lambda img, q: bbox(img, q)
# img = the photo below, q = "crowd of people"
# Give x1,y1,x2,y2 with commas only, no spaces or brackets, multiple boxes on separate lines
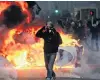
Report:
58,17,100,51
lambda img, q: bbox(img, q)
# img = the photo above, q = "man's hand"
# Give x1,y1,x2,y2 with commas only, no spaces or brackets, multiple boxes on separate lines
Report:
42,29,47,33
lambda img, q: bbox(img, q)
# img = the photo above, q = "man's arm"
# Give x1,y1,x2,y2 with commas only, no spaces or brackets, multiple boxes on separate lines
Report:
36,27,45,38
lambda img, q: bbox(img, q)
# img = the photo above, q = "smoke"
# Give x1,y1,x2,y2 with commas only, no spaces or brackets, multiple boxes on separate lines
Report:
73,41,100,79
3,5,26,28
26,1,36,8
0,56,17,80
14,31,36,44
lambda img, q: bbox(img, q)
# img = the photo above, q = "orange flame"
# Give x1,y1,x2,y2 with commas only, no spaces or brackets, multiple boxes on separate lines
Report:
1,27,79,69
0,1,11,14
0,1,32,24
15,1,32,23
0,1,81,69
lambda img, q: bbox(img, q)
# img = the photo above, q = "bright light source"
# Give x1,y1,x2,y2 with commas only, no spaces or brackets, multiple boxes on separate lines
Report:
55,10,59,13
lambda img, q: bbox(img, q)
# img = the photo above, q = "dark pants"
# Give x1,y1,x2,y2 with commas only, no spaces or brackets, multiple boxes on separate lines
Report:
44,53,56,78
91,33,98,41
91,32,99,50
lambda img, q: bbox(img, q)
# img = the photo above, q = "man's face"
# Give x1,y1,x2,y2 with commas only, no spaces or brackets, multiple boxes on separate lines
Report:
46,21,52,28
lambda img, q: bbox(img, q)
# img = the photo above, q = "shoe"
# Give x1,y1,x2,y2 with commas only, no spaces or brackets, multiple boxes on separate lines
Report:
52,71,56,77
51,77,56,80
52,72,56,80
45,77,51,80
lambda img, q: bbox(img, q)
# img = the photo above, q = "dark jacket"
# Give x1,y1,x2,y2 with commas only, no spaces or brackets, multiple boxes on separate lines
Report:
87,20,99,34
36,26,62,53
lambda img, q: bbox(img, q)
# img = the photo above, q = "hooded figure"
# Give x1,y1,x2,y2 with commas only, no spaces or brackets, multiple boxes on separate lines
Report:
36,21,62,80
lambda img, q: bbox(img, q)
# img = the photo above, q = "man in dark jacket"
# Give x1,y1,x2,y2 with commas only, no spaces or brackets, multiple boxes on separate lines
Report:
36,21,62,80
87,19,99,51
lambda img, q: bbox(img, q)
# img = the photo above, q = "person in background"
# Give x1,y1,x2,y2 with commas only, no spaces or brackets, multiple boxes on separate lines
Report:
36,21,62,80
77,20,84,41
87,18,99,51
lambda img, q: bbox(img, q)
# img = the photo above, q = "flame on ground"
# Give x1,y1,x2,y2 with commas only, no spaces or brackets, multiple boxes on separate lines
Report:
0,26,80,69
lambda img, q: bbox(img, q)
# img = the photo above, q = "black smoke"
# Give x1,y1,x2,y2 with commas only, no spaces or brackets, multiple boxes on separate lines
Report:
26,1,41,15
3,5,26,28
26,1,36,8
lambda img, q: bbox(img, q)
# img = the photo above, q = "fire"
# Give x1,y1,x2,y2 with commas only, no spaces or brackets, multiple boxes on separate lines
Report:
60,34,79,47
0,1,31,23
4,29,16,45
15,1,32,23
0,27,79,69
0,1,11,14
0,1,81,69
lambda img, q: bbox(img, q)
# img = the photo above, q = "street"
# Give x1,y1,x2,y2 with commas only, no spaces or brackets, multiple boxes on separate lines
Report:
18,77,98,80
